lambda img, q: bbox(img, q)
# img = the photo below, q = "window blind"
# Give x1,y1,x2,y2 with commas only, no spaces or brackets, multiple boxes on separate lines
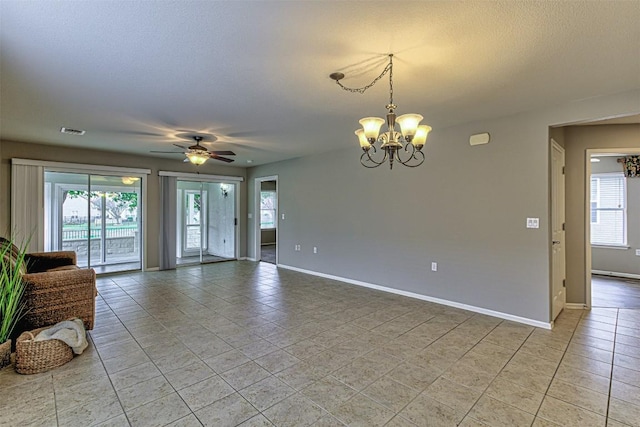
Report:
591,173,626,246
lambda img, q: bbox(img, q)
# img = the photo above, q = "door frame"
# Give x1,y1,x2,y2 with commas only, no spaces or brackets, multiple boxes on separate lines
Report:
176,179,239,263
585,148,640,308
550,139,566,320
254,175,278,264
46,170,146,270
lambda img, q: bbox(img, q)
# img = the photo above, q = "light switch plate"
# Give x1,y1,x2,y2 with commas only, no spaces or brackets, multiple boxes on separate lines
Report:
636,249,640,256
526,218,540,229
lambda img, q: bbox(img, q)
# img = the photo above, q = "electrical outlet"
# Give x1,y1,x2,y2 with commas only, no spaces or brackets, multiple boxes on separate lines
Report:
526,218,540,229
431,262,438,272
281,213,285,220
294,244,301,251
313,247,317,254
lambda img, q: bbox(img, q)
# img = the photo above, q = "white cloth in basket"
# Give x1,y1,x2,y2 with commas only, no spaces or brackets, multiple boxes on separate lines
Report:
34,318,88,355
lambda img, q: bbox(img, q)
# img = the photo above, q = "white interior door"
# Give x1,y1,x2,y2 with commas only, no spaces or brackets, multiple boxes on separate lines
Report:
552,141,566,320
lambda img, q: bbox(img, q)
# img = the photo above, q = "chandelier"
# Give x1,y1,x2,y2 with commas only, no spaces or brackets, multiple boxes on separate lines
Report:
330,54,431,169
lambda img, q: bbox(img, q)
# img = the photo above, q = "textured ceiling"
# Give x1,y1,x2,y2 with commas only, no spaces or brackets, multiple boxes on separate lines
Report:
1,1,639,167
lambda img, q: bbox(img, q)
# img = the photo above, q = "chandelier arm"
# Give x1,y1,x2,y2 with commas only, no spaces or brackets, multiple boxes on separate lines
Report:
360,145,389,167
412,149,426,162
368,146,387,164
360,152,384,168
396,148,425,168
334,62,392,94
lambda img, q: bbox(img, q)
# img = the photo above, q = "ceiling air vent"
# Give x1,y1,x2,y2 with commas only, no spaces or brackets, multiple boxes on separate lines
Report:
60,127,86,136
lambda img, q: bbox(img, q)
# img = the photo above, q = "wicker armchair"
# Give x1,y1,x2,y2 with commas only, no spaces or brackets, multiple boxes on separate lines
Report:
1,238,96,331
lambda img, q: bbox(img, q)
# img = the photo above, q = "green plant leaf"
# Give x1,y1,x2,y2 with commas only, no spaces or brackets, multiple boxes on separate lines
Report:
0,236,30,343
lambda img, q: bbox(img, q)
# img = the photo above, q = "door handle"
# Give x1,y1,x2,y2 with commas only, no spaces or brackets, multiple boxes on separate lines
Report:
552,241,561,245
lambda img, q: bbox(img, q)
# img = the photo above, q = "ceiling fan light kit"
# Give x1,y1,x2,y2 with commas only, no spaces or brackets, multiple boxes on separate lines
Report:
186,150,210,165
331,54,432,169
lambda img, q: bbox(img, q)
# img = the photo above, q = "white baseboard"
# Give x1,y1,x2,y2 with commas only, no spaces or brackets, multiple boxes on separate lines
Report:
565,303,587,310
592,270,640,280
261,242,276,246
243,257,258,262
144,267,159,272
278,264,552,330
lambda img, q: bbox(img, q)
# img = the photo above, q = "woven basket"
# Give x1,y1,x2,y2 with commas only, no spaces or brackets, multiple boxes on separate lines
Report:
15,327,73,375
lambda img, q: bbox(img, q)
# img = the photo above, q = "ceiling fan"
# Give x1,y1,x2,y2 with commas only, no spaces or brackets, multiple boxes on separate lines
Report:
151,135,236,165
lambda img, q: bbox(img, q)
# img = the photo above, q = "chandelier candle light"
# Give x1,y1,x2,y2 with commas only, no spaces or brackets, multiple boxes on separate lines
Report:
330,54,431,169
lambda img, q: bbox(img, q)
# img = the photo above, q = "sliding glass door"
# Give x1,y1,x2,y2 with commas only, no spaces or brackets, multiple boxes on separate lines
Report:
44,171,142,273
176,180,236,265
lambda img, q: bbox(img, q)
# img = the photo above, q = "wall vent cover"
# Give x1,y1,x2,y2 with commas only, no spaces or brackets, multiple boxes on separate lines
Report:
60,127,86,136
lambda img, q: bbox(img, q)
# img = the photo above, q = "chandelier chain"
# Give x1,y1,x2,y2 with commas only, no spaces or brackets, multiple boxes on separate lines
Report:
334,61,392,95
388,54,394,106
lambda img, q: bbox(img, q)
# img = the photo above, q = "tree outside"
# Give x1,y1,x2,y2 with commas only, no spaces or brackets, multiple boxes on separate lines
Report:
65,191,138,225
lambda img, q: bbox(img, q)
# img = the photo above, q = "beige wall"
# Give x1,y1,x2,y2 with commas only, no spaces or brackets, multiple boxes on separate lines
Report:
246,90,639,325
564,124,640,304
0,140,248,268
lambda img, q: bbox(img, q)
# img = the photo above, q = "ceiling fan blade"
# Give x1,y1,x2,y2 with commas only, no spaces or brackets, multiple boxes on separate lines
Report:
173,143,189,149
150,150,183,153
211,150,236,156
210,155,234,163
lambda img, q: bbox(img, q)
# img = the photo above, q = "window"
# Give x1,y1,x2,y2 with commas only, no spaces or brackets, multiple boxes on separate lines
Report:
590,177,599,224
590,173,626,246
260,191,277,229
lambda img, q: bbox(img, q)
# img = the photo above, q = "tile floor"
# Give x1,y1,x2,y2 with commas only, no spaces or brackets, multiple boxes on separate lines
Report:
592,275,640,308
1,261,639,427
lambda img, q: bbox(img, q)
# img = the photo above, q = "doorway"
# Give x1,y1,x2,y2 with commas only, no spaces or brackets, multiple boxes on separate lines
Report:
44,171,143,273
255,176,278,264
176,180,236,265
586,149,640,308
551,140,566,320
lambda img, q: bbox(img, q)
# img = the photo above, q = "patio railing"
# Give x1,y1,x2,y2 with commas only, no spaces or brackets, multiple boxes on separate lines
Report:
62,227,137,240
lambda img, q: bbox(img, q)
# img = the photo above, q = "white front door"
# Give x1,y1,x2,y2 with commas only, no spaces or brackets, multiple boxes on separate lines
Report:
551,141,566,320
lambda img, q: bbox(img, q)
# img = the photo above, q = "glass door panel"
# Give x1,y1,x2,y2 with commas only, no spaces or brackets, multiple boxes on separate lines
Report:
88,190,103,266
206,182,236,260
44,171,90,267
44,171,142,272
90,175,142,267
177,180,203,264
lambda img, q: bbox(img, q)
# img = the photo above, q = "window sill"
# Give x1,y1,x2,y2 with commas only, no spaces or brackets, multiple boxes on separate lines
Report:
591,245,630,250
